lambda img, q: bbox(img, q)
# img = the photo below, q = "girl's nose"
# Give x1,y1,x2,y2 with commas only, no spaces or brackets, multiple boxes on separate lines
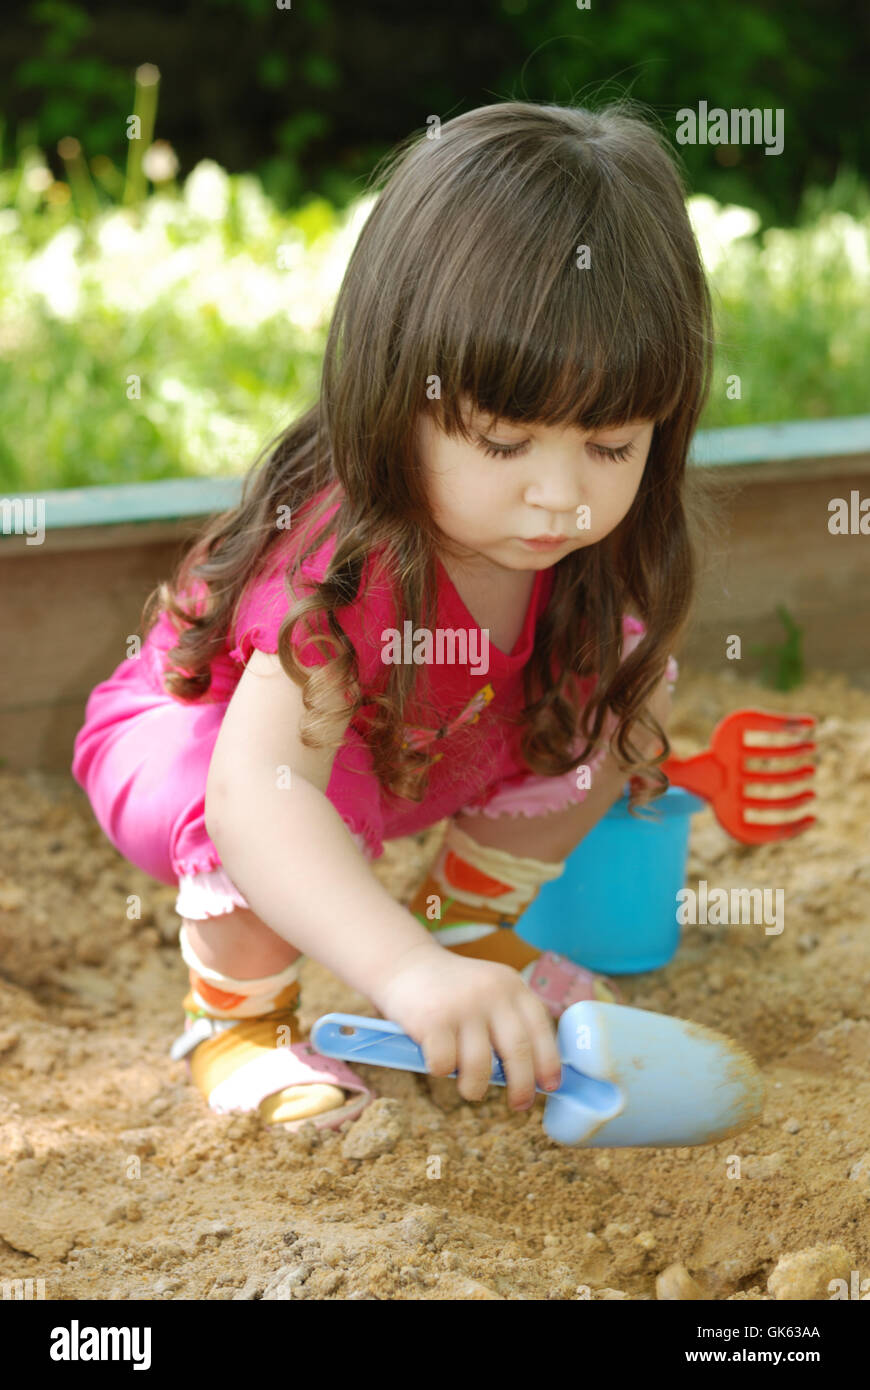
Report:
522,451,585,516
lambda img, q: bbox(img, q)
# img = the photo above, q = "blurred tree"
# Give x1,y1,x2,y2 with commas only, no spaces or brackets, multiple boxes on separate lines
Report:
0,0,867,222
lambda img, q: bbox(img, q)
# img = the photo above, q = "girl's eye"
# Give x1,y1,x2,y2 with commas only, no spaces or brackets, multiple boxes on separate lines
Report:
588,441,635,462
475,434,636,463
476,434,531,459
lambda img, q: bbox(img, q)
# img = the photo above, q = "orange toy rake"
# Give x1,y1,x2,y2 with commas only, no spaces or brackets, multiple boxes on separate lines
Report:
658,708,817,846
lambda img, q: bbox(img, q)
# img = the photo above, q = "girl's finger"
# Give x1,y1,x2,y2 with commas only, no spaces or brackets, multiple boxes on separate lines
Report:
455,1018,497,1103
488,1006,539,1110
420,1025,458,1080
513,990,563,1090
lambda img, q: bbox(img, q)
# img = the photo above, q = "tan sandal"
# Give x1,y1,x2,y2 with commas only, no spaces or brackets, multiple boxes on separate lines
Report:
171,1008,376,1133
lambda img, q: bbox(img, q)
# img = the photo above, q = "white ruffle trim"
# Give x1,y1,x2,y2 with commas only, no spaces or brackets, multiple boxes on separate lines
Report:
175,832,369,921
175,865,251,920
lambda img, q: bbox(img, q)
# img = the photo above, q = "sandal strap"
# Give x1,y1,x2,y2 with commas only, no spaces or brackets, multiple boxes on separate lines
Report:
170,1014,237,1062
169,1002,298,1063
206,1040,372,1116
526,951,619,1017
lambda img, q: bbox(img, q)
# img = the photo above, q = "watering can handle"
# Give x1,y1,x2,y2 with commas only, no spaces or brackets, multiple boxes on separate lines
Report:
311,1013,523,1089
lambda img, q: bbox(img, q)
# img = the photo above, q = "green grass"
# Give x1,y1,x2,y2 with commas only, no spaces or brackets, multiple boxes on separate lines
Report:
1,149,868,492
749,605,806,691
700,171,870,425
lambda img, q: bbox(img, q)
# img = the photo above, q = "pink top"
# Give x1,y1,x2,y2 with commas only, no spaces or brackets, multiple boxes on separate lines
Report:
139,486,559,860
72,481,676,891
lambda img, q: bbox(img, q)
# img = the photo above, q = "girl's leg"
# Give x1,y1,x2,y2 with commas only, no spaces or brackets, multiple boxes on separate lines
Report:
452,732,632,864
177,905,347,1126
183,907,300,979
174,828,378,1127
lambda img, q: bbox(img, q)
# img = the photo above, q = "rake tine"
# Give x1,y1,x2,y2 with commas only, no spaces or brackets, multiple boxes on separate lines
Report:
740,789,816,811
740,740,817,760
737,763,817,784
739,815,817,842
729,711,816,733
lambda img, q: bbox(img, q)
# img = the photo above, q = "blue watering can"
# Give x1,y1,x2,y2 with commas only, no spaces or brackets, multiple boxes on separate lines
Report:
517,785,705,974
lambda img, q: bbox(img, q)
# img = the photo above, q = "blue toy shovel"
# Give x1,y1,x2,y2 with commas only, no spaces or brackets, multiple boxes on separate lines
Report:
311,1000,764,1148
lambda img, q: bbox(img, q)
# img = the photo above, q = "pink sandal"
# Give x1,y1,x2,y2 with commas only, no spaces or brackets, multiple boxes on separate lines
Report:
525,951,623,1019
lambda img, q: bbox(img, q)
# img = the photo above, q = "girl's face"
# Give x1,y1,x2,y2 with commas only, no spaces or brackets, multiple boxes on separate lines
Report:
418,398,655,575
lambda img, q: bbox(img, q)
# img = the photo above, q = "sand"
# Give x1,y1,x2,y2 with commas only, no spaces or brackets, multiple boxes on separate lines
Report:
1,664,869,1301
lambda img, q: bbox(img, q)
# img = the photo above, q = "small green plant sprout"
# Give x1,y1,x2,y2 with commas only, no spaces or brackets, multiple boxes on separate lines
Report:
749,604,806,690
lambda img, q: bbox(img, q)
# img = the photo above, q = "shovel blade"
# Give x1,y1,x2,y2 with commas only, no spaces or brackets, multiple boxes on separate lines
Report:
547,1001,764,1147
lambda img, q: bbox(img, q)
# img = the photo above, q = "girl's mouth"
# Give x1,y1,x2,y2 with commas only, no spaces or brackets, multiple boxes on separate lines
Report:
517,535,569,551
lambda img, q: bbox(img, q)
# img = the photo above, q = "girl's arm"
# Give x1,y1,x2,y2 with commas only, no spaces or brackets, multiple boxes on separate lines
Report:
204,648,440,1005
205,649,565,1113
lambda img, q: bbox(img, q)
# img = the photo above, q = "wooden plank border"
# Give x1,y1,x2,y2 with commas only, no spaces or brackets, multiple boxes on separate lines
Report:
1,416,869,551
2,416,869,771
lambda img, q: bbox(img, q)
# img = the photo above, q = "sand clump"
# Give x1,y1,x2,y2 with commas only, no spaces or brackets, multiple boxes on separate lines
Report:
340,1098,406,1160
1,665,869,1300
656,1262,705,1300
767,1245,854,1300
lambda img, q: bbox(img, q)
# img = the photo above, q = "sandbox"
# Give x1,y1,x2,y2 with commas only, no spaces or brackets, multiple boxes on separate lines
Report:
1,418,869,1300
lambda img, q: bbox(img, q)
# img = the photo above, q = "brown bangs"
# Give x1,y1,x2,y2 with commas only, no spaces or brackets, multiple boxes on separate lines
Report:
412,143,693,439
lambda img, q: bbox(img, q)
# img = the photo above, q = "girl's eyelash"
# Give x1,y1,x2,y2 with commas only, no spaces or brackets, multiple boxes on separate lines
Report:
475,434,635,462
477,436,531,459
589,441,635,462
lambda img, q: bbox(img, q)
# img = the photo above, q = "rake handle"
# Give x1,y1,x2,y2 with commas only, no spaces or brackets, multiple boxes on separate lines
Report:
660,750,723,801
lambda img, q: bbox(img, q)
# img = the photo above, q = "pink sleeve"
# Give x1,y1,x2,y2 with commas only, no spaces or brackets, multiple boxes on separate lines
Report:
229,524,398,691
228,552,327,670
621,615,678,687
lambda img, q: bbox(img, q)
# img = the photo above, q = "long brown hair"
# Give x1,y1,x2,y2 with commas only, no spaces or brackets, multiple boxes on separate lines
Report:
142,100,717,814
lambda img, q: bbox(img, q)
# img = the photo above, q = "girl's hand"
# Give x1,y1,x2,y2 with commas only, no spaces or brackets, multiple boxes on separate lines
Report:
372,941,563,1111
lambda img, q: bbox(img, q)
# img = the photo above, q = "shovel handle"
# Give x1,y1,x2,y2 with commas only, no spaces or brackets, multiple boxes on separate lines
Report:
311,1012,521,1089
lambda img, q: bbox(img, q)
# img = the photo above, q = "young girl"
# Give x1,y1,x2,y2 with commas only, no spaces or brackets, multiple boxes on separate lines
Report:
72,100,712,1133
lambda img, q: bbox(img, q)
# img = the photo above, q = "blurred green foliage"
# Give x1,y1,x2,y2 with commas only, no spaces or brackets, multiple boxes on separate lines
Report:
499,0,869,227
0,155,352,489
1,0,867,222
1,4,868,492
750,605,806,691
700,170,870,421
1,138,868,492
